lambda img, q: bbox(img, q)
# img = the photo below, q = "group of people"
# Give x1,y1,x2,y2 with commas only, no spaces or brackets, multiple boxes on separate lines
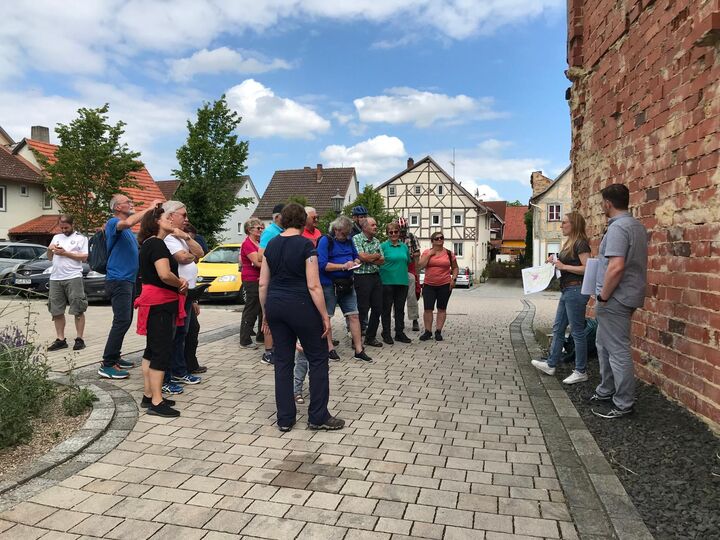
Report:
532,184,648,419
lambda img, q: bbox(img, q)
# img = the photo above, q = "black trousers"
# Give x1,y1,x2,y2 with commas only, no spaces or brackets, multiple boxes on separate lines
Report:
382,284,408,336
185,307,200,371
354,273,382,339
265,294,330,427
240,281,261,345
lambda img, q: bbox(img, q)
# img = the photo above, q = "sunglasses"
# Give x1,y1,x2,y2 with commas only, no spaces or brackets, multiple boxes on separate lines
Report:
388,230,400,235
432,236,444,241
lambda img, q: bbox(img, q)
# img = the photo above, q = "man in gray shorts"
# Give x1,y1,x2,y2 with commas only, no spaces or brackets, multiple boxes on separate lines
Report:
592,184,648,419
47,215,89,352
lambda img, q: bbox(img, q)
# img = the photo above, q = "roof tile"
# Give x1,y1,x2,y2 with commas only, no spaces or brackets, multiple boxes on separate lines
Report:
0,146,42,183
502,206,528,241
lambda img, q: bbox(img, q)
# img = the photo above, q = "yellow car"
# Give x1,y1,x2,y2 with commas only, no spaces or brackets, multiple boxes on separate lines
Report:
196,243,244,302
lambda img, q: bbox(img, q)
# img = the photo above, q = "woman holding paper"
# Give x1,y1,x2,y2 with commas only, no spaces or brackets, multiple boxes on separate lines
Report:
532,212,591,384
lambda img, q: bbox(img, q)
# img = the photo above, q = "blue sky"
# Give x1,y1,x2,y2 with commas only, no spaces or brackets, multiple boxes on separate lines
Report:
1,1,569,203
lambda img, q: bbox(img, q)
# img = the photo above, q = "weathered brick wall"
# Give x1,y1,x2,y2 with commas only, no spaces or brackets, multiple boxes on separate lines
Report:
567,0,720,426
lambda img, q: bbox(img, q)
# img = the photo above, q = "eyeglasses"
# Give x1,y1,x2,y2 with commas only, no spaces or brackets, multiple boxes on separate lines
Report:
432,236,444,241
388,230,400,235
254,226,265,230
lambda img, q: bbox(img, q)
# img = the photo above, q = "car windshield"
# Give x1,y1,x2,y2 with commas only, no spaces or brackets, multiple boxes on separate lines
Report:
202,247,240,264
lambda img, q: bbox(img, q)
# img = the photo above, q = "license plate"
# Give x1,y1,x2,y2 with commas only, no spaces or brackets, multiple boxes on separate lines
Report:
15,278,31,285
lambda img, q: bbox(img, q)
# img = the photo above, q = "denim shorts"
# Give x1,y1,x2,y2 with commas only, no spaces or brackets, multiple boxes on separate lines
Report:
323,284,359,317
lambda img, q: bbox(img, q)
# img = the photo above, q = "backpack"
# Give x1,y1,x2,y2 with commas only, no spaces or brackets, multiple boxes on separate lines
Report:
88,229,109,274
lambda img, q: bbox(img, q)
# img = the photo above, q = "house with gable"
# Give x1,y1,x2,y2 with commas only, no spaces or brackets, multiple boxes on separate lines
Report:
529,167,573,267
378,156,497,277
499,205,528,262
0,141,47,241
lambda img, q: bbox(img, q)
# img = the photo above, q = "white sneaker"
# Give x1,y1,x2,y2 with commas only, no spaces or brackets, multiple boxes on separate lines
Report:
563,370,589,384
531,360,556,375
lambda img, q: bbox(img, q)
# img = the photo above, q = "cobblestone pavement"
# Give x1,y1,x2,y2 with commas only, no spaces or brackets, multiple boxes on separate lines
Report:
0,283,581,539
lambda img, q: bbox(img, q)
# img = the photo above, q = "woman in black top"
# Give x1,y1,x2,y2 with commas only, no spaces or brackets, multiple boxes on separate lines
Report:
137,207,188,417
531,211,591,385
259,203,345,432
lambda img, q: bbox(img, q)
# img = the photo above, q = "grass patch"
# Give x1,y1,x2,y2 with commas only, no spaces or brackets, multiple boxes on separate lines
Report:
62,387,98,417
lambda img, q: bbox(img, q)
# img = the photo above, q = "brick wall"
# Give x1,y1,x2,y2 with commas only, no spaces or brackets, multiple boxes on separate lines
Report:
567,0,720,426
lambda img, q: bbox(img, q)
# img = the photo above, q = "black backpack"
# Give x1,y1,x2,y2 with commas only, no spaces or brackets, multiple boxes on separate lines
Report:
88,229,109,274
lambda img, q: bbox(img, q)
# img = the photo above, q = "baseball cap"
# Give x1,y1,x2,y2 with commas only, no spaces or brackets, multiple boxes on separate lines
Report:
272,203,286,214
351,205,368,216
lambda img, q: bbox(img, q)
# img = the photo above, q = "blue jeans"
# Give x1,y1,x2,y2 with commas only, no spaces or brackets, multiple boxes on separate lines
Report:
548,285,589,372
165,295,192,382
102,280,135,367
293,350,308,394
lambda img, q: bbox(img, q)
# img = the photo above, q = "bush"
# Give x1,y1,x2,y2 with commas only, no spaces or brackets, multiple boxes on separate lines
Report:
63,387,97,417
0,326,56,449
486,261,522,279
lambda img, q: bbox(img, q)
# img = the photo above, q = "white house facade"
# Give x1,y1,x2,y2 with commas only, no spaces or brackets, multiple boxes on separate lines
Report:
379,156,493,277
220,176,260,244
529,166,573,267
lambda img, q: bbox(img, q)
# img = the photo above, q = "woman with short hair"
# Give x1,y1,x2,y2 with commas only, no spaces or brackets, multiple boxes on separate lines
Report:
417,231,458,342
379,221,412,344
240,217,265,348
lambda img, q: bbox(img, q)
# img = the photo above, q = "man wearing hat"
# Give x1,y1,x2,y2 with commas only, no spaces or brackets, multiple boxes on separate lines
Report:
256,202,285,364
350,205,368,237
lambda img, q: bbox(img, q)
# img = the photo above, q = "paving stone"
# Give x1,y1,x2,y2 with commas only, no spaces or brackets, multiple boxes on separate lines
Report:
148,524,207,540
343,529,391,540
0,502,57,526
411,521,445,539
105,497,170,520
296,522,348,539
444,525,485,539
434,507,474,528
240,514,305,539
202,509,253,534
473,511,513,533
104,518,163,540
270,471,313,489
246,500,290,517
69,514,123,536
35,509,91,532
0,524,45,540
513,516,560,538
375,516,412,535
70,493,123,515
29,487,92,509
305,492,343,511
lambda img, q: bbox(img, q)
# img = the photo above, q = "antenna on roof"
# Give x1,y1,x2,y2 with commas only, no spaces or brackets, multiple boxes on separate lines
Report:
449,148,455,181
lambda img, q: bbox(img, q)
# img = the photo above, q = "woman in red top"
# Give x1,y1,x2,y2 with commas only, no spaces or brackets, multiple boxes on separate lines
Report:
417,231,458,342
240,218,264,348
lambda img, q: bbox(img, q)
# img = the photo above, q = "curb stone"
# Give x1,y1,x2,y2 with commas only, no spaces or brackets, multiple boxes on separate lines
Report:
512,299,653,540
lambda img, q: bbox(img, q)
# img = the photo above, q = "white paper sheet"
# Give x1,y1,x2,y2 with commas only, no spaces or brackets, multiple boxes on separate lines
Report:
581,258,599,295
521,264,556,295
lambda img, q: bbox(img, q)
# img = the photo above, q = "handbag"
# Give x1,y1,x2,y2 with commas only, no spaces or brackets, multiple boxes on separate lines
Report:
333,277,354,296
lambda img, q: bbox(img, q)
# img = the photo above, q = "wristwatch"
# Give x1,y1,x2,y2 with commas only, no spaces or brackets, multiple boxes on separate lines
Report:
597,294,607,302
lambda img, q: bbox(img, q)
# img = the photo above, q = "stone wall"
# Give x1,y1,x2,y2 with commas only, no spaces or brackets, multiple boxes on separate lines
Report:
567,0,720,425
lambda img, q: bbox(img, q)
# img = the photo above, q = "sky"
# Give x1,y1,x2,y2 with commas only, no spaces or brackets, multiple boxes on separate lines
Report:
0,0,571,203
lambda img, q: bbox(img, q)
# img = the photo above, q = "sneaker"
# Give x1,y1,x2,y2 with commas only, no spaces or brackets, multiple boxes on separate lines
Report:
240,341,258,349
147,401,180,417
48,338,68,351
434,330,444,342
588,392,613,403
140,396,175,408
328,349,341,361
261,351,274,365
364,337,383,348
382,334,394,345
592,406,634,419
419,331,433,341
117,358,136,369
172,374,201,385
395,333,412,343
308,416,345,431
531,360,556,376
563,370,589,385
332,339,340,346
412,320,420,332
353,349,372,362
73,338,86,351
162,382,184,395
98,365,129,379
278,420,296,433
294,394,305,404
190,366,207,374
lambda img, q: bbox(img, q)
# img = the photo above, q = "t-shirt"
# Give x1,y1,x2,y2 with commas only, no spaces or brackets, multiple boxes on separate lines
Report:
139,237,179,292
259,222,284,249
317,235,359,287
241,237,260,282
558,239,591,288
264,235,316,299
105,217,139,282
49,232,87,281
164,235,198,289
379,241,411,286
353,233,382,274
302,227,322,247
422,249,455,286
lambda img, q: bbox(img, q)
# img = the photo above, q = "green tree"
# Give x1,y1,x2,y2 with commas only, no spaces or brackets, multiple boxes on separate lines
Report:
287,195,309,207
173,96,250,246
318,185,397,241
508,200,525,206
523,209,533,267
37,104,143,233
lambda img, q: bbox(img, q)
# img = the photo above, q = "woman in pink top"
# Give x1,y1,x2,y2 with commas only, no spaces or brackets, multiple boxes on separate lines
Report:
239,218,264,347
417,231,458,342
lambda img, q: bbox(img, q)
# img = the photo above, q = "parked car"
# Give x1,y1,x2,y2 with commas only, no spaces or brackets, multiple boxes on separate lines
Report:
8,253,109,301
0,242,47,272
195,243,244,303
455,268,472,288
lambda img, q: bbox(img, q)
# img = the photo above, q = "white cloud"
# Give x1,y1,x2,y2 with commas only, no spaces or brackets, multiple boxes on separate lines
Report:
226,79,330,139
354,88,502,128
332,112,354,125
321,135,406,182
168,47,292,82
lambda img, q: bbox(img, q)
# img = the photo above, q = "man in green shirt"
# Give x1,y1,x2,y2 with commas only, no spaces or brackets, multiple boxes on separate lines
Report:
352,217,384,347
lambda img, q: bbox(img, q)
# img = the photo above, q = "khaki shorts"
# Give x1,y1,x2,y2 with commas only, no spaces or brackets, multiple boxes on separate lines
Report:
48,277,88,317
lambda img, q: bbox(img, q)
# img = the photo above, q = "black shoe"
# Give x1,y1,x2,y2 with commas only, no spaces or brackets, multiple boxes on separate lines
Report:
364,337,383,348
250,330,256,336
332,339,340,346
412,320,420,332
382,334,394,345
308,416,345,430
72,338,86,351
147,401,180,417
395,333,412,343
588,392,613,403
256,333,265,343
328,349,341,361
278,420,296,433
190,366,207,374
592,406,634,419
48,338,68,351
419,331,433,341
434,330,444,341
353,349,372,362
141,396,176,408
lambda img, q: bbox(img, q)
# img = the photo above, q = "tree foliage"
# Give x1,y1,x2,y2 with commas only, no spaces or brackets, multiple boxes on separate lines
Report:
287,195,309,207
38,104,143,233
173,96,250,247
507,200,525,206
523,209,533,267
318,185,397,241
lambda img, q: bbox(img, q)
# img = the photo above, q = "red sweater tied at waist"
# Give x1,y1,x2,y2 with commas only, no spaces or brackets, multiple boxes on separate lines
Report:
134,284,186,336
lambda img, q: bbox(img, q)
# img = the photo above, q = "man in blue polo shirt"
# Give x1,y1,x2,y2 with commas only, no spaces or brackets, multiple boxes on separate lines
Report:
256,203,285,365
100,194,161,380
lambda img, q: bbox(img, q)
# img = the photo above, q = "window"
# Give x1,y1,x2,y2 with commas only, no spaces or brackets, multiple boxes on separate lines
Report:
437,185,444,195
414,185,422,195
388,186,396,196
42,190,52,209
453,242,464,257
453,212,463,225
20,185,29,197
0,185,5,211
238,222,243,233
547,204,561,222
410,214,419,226
431,213,441,226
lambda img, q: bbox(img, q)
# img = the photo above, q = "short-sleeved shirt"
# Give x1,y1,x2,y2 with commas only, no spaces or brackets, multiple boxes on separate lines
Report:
139,237,179,292
302,227,322,247
379,241,411,285
264,235,316,299
317,235,359,287
105,217,139,282
259,222,284,249
422,249,455,286
49,232,87,280
558,239,591,288
353,233,382,274
164,235,198,289
240,237,260,282
596,213,648,308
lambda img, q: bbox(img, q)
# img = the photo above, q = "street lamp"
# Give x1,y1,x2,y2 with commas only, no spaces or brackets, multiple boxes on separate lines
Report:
331,190,344,214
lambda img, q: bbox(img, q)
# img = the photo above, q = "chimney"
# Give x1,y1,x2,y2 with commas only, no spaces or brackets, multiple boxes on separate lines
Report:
530,171,552,197
31,126,50,143
316,163,323,183
407,157,414,169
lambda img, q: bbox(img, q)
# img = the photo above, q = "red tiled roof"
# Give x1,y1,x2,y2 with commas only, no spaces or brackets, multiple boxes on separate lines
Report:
9,215,62,235
156,180,181,200
502,206,528,241
483,200,507,221
0,145,43,183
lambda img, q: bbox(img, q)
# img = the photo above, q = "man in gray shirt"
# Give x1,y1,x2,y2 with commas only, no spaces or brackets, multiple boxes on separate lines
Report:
592,184,648,418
